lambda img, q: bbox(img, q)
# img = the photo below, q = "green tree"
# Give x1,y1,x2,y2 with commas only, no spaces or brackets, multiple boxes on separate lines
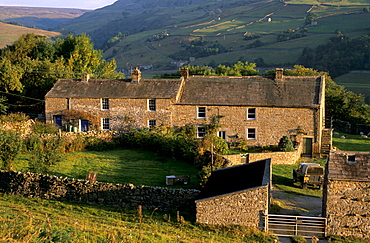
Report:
0,33,124,113
0,57,23,92
280,65,370,125
24,134,64,174
0,96,7,114
0,130,22,170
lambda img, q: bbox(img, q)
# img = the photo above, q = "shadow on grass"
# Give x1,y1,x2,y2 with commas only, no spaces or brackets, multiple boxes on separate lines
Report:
272,174,322,198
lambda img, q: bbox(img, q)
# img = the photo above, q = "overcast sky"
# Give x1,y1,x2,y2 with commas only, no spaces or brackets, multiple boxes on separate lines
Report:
0,0,117,10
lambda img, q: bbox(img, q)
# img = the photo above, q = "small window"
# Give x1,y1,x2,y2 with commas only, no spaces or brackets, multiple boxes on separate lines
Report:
148,120,156,128
348,155,357,164
247,108,256,120
148,99,156,111
197,126,206,138
247,128,256,140
101,98,109,110
217,131,226,140
197,107,206,119
102,118,110,130
66,98,71,109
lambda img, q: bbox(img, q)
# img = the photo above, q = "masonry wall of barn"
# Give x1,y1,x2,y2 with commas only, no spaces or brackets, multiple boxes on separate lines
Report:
172,105,320,151
0,170,200,212
195,185,269,228
45,97,175,130
323,151,370,240
324,180,370,240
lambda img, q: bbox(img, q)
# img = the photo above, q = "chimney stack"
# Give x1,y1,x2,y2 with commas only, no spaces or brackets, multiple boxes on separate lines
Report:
180,68,189,79
131,67,141,83
82,73,90,82
275,68,284,80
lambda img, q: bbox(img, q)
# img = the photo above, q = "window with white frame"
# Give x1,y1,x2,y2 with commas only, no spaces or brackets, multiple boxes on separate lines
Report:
148,120,156,128
197,126,206,138
197,107,206,119
102,118,110,130
247,128,256,140
148,99,156,111
101,98,109,110
217,131,226,140
247,108,256,120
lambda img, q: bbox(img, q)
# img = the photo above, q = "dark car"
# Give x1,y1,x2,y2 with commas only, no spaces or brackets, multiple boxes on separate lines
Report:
293,163,325,189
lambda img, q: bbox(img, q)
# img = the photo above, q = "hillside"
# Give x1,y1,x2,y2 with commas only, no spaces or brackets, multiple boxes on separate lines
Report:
0,6,89,29
0,22,61,48
52,0,370,72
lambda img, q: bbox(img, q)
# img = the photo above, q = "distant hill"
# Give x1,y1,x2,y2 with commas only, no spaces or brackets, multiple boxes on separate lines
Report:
0,22,61,48
0,6,89,29
52,0,370,72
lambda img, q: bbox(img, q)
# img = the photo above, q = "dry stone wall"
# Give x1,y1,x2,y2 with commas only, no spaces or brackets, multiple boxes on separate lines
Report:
324,180,370,240
0,170,200,212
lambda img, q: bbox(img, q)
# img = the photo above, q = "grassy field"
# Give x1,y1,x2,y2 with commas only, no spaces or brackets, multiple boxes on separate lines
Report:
0,192,278,242
102,0,370,69
14,149,200,189
332,132,370,151
0,22,61,48
334,72,370,104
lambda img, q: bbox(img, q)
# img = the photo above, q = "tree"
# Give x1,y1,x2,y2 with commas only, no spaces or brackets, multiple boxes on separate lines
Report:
24,134,64,174
0,130,23,170
0,33,124,113
280,65,370,125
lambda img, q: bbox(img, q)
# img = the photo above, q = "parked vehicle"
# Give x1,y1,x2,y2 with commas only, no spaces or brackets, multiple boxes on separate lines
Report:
293,163,325,189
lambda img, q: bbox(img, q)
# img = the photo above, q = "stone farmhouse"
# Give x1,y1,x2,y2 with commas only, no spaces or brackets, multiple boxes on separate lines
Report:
323,151,370,240
45,68,326,156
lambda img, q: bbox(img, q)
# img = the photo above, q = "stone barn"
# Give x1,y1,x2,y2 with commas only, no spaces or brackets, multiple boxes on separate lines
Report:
195,159,271,229
323,151,370,240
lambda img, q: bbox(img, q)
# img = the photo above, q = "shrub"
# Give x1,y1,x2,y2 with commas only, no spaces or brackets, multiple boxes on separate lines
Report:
24,134,64,174
0,130,22,170
32,121,59,134
291,235,308,243
278,136,295,152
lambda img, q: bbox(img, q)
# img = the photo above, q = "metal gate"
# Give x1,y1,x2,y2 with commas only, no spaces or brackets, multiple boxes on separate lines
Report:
265,214,326,238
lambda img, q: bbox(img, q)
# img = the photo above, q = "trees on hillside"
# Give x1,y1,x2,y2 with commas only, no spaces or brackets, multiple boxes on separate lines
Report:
282,65,370,125
299,34,370,77
0,33,124,114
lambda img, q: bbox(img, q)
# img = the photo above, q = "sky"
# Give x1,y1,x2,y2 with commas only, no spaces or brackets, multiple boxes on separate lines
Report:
0,0,117,10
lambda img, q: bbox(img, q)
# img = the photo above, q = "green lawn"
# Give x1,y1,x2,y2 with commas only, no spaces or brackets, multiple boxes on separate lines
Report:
272,158,327,198
0,192,278,242
332,132,370,151
14,149,200,189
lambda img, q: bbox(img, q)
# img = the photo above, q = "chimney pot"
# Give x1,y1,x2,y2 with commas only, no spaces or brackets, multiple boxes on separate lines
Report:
131,67,141,83
82,73,90,82
275,68,284,80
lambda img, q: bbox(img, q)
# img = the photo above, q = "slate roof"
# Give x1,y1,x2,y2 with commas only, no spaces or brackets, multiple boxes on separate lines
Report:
45,74,324,108
327,151,370,181
45,79,183,99
197,159,270,200
179,75,324,107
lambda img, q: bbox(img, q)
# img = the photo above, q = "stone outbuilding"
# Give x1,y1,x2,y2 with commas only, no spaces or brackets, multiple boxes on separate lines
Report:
195,159,271,229
323,151,370,240
45,68,326,156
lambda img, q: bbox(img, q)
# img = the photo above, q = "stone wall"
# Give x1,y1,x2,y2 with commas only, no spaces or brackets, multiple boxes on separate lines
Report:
324,180,370,240
45,97,176,130
195,185,269,229
248,150,300,165
0,170,200,212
